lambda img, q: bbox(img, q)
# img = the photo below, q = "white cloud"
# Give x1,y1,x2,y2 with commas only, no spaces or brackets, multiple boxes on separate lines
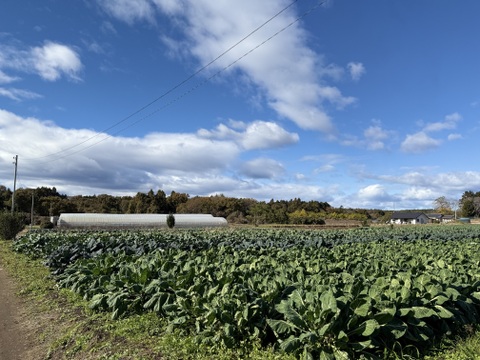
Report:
0,109,299,198
31,42,83,81
447,133,462,141
364,124,391,150
0,87,42,101
303,153,344,174
314,164,335,173
347,62,365,81
358,184,389,200
378,170,480,192
423,112,461,133
0,70,19,84
400,131,441,153
0,41,83,82
98,0,356,133
240,158,284,179
98,0,155,24
341,121,394,151
198,120,299,150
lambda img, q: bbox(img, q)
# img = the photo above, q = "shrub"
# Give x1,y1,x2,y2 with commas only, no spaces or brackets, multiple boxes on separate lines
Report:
166,213,175,229
0,212,25,240
40,219,54,229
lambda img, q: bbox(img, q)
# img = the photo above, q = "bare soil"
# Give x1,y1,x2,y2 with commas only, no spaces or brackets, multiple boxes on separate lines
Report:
0,261,41,360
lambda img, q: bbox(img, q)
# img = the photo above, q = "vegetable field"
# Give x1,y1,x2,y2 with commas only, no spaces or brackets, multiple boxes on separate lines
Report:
13,226,480,359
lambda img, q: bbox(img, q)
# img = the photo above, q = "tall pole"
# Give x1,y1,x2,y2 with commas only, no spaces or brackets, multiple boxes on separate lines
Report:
11,155,18,213
31,190,35,229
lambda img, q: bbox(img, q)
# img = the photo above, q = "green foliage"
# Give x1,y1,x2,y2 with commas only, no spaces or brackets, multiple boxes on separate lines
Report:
166,213,175,229
288,209,325,225
0,211,25,240
12,226,480,358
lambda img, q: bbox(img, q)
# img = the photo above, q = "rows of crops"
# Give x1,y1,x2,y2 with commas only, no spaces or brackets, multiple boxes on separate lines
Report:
13,226,480,359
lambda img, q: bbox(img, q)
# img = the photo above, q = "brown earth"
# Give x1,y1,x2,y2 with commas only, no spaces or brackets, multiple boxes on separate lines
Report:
0,261,41,360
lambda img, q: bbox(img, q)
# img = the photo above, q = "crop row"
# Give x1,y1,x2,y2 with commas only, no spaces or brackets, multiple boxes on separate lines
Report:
13,226,480,274
12,226,480,359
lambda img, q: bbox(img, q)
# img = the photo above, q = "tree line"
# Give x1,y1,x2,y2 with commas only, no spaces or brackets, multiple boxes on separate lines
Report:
0,185,390,225
433,191,480,218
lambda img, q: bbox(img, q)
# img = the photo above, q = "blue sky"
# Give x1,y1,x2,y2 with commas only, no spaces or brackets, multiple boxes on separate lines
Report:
1,0,479,210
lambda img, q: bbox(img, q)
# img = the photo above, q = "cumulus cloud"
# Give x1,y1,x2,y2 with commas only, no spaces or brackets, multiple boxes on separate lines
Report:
400,132,441,153
0,41,83,82
198,120,299,150
423,112,461,133
347,62,365,81
358,184,389,201
400,113,463,154
31,42,83,81
0,109,301,198
96,0,356,133
364,124,391,150
0,108,236,188
378,170,480,192
240,158,284,179
341,120,394,151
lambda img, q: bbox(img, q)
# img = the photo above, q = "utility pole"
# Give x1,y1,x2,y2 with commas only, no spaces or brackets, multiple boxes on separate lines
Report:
11,155,18,213
30,190,35,229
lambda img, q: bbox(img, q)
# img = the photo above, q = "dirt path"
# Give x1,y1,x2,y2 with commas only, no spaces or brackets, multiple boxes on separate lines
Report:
0,261,37,360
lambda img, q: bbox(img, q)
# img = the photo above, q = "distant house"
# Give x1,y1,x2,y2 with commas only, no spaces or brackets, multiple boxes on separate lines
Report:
441,215,455,223
390,212,429,225
426,213,443,223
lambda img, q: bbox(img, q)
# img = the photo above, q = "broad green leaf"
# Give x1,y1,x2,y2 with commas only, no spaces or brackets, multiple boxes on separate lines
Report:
386,319,408,339
320,289,337,313
351,298,371,317
373,308,396,325
334,349,350,360
350,340,372,351
279,336,302,353
299,331,318,343
275,301,308,330
349,319,378,337
432,294,450,305
89,293,107,310
411,306,437,318
290,290,306,309
434,305,454,319
267,319,295,335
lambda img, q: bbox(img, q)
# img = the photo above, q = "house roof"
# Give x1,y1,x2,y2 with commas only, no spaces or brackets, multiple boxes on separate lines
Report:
426,213,443,219
391,211,426,219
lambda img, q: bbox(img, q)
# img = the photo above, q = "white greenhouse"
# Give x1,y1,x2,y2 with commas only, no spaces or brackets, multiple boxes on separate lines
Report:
56,213,228,229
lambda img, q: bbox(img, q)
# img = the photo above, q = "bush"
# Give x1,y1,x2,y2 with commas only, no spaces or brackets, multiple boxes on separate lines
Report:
40,219,54,229
0,212,25,240
166,213,175,229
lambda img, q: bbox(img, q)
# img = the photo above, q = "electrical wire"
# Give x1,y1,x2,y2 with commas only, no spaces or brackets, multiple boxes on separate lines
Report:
22,0,303,161
23,0,326,163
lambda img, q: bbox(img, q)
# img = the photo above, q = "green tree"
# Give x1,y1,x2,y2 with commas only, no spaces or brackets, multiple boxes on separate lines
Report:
0,212,25,240
460,191,480,217
166,213,175,228
0,186,12,211
167,191,189,213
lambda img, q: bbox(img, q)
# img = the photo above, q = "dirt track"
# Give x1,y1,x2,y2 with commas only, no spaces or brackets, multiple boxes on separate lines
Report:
0,261,36,360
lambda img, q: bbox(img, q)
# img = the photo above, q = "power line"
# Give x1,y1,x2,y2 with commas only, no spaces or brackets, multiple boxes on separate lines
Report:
25,0,326,163
23,0,305,162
